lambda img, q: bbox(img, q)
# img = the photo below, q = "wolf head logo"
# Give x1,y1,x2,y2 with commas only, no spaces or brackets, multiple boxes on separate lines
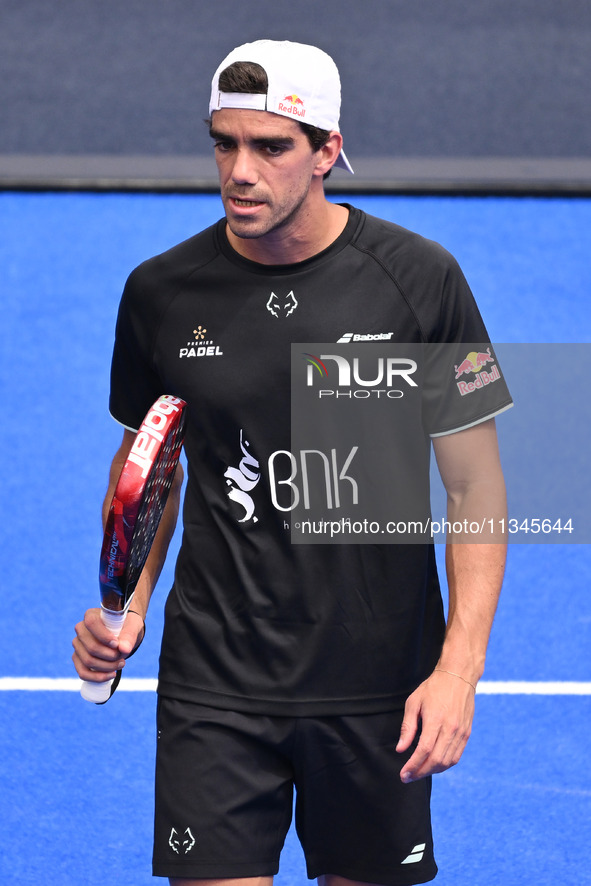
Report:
169,827,196,854
266,291,298,318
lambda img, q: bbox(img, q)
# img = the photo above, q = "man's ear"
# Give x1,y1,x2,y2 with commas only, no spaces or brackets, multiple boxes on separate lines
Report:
312,131,344,177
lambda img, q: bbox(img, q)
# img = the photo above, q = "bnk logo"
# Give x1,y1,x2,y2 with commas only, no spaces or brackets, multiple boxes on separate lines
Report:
224,429,359,524
303,352,418,399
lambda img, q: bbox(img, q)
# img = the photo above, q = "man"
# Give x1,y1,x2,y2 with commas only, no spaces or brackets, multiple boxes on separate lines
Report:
73,40,512,886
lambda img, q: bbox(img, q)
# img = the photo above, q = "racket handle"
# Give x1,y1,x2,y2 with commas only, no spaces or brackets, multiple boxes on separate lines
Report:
80,607,127,703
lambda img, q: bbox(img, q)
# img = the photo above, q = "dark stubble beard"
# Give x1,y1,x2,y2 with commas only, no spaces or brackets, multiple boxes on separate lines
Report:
224,177,313,242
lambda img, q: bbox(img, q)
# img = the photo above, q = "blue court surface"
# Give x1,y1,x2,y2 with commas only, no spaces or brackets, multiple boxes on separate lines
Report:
1,192,590,884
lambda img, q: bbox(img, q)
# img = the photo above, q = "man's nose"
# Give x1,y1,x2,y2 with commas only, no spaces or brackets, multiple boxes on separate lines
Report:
231,148,258,185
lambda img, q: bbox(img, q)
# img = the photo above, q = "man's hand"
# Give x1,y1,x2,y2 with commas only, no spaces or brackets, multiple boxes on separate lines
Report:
72,607,145,684
396,668,476,783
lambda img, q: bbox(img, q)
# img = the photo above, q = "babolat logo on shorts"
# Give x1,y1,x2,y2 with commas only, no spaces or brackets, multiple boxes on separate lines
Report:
179,325,223,358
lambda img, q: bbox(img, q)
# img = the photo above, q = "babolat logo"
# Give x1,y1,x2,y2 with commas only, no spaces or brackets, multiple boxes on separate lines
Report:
337,332,394,343
179,325,223,359
127,395,184,479
303,353,417,399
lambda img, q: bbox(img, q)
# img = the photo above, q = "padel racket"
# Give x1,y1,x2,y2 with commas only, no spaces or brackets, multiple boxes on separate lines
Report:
80,394,187,703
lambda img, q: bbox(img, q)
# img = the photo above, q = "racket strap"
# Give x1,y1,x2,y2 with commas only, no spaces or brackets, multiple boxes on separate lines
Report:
125,609,146,658
95,668,122,704
93,607,145,704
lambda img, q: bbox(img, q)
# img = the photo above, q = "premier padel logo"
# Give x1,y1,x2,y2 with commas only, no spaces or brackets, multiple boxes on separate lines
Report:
179,325,223,359
266,291,298,318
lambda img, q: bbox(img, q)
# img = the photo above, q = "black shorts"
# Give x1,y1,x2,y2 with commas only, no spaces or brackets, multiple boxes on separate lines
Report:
153,697,437,885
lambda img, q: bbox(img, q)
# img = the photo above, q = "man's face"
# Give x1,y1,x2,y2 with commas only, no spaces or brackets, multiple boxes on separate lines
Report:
210,108,323,243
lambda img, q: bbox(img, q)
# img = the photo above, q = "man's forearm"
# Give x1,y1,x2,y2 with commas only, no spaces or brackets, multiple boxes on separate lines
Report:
438,474,507,686
431,417,508,687
129,467,183,619
439,541,506,686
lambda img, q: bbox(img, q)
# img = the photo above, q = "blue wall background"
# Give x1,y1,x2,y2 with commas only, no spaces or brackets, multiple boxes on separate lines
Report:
1,0,590,160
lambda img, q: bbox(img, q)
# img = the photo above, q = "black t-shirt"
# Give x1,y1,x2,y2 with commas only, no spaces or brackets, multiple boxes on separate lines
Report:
110,206,512,714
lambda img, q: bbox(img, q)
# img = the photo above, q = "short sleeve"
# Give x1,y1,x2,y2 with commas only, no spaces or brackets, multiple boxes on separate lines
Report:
421,254,513,436
109,268,165,431
423,342,513,437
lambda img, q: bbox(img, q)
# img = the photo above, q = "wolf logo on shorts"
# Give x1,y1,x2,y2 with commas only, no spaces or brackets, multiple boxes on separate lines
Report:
168,827,196,854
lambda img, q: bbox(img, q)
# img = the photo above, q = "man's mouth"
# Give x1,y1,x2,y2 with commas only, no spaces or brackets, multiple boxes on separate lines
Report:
232,198,264,207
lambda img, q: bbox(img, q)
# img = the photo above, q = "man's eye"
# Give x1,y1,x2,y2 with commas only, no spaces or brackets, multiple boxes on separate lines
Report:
214,141,233,152
265,145,285,156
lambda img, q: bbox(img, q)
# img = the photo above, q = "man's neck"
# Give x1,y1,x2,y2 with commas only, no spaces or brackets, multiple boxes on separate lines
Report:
226,201,349,266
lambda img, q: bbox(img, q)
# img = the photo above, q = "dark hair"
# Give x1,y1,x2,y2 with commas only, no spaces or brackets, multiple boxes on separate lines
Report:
215,61,333,177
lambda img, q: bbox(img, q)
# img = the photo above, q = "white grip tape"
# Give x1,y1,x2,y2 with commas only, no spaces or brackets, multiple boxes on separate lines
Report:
80,607,127,703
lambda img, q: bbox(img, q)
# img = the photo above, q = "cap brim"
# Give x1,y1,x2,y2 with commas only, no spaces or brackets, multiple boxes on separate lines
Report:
334,148,354,174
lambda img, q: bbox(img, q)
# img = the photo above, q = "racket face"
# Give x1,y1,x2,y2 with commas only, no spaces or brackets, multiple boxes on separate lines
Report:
99,395,187,612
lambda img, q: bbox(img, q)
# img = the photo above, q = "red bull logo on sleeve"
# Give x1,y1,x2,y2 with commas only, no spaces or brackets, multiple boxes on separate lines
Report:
454,347,501,396
278,94,306,118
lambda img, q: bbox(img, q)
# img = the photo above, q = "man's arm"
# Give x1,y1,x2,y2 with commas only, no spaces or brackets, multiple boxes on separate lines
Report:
72,428,184,683
397,418,507,782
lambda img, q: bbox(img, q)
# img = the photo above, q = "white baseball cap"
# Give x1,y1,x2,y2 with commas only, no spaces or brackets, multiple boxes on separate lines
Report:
209,39,354,174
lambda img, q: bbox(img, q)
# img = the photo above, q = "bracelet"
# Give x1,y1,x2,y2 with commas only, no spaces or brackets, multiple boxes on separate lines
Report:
434,668,477,692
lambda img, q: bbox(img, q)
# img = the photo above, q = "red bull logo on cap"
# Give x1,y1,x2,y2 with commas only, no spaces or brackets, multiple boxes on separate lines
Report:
454,347,501,396
284,94,305,105
278,94,306,118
